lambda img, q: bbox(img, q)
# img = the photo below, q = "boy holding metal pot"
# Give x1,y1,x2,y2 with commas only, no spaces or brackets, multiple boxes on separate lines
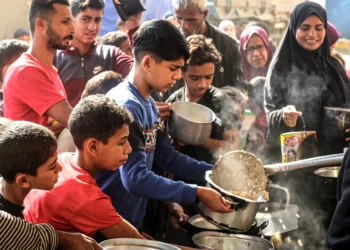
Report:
95,20,233,232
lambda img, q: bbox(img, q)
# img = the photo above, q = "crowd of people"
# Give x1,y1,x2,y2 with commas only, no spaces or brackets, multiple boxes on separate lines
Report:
1,0,350,249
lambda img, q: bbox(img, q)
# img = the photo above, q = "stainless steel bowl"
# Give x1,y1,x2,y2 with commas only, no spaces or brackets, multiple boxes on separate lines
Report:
314,166,340,178
192,231,274,249
99,238,180,250
168,101,221,145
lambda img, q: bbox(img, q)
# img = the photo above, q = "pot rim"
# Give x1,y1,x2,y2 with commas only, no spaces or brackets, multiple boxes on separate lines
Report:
205,171,267,203
192,231,274,249
172,101,216,124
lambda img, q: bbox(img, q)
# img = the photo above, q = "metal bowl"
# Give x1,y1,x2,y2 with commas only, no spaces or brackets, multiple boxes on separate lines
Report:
168,101,221,145
99,238,180,250
314,166,340,178
192,231,274,249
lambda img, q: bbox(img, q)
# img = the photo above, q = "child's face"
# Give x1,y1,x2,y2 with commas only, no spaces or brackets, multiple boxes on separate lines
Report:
146,57,184,93
183,63,215,100
29,151,62,190
95,124,132,171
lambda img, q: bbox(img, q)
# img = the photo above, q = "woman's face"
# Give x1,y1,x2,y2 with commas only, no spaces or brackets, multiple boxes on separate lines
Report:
245,34,268,69
295,15,326,51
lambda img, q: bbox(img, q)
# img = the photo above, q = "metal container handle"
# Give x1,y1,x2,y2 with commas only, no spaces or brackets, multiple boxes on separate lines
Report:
214,117,222,127
268,184,290,210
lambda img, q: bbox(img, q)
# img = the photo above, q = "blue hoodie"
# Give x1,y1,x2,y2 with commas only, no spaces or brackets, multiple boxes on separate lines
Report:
95,81,213,229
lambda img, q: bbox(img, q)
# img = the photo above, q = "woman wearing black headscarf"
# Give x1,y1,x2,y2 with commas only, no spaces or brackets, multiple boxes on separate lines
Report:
264,2,350,164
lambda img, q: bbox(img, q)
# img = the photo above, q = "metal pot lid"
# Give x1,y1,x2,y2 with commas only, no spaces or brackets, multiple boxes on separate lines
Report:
192,231,274,250
314,166,340,178
99,238,180,250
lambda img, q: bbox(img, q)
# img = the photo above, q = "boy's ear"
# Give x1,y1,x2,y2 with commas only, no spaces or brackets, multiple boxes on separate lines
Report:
85,138,98,155
141,55,153,72
15,174,31,189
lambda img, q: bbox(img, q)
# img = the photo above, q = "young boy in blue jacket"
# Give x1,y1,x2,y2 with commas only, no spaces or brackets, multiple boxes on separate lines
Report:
95,20,233,230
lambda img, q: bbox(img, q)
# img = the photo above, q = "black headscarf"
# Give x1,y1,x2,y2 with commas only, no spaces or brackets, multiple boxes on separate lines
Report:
264,2,350,159
267,2,349,104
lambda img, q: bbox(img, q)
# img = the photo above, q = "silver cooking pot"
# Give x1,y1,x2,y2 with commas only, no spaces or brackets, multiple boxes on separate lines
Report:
99,238,180,250
192,231,274,249
198,171,266,232
168,101,221,145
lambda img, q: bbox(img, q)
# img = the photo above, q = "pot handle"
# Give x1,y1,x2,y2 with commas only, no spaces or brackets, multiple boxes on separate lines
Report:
213,117,222,127
268,184,290,210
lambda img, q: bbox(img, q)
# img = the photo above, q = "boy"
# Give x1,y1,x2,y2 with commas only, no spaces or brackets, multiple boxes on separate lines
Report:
81,71,123,98
0,120,101,249
101,31,133,57
24,95,143,240
167,35,241,165
98,20,233,231
0,120,61,218
54,0,137,107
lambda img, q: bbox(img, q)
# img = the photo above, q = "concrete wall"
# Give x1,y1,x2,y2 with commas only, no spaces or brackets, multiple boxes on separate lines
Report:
0,0,30,40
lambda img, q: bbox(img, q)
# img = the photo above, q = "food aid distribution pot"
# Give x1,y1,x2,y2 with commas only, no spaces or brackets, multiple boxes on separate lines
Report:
198,171,266,232
192,231,274,249
99,238,180,250
168,101,221,145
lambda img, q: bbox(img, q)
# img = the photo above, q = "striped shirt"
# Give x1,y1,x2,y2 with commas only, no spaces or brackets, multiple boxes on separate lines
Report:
0,211,58,250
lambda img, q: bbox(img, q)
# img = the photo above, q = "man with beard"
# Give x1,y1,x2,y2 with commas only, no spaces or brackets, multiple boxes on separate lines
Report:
54,0,136,107
164,0,245,99
3,0,74,131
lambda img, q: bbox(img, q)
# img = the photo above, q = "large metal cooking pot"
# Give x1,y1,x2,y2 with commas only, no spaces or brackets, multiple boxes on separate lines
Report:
99,238,180,250
112,0,146,21
168,101,221,145
198,171,267,232
192,231,274,249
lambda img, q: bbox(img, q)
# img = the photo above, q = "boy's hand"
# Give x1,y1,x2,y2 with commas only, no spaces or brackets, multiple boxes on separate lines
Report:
155,101,172,120
46,120,65,137
57,231,102,250
196,187,233,213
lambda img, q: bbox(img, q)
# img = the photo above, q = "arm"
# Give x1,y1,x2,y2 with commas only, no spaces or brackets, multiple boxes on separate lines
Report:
0,211,58,250
56,231,102,250
99,219,144,239
46,99,73,127
154,134,213,181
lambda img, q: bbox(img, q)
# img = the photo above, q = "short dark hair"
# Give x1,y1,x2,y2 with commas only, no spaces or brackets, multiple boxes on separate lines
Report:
81,71,123,99
29,0,70,34
13,28,30,39
0,121,57,183
70,0,105,17
183,35,221,72
0,40,29,82
247,76,266,107
69,95,133,150
133,20,189,63
100,31,128,48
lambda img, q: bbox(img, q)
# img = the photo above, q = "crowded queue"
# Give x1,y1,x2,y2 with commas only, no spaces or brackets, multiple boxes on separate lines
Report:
1,0,350,249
